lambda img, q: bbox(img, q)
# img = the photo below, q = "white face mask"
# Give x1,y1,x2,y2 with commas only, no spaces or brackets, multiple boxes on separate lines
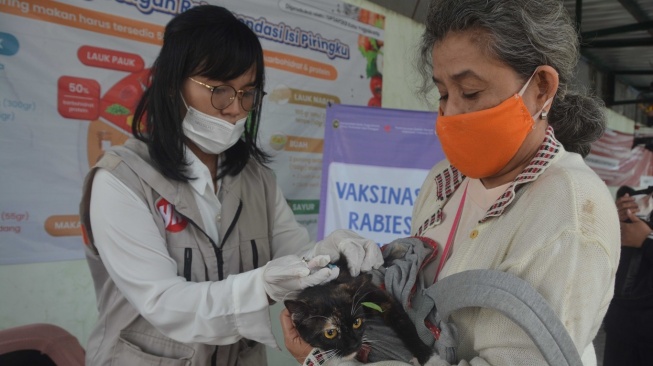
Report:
181,102,247,155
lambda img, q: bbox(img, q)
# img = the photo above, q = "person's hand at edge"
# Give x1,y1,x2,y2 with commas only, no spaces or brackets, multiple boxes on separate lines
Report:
280,308,313,364
621,209,653,248
616,193,640,222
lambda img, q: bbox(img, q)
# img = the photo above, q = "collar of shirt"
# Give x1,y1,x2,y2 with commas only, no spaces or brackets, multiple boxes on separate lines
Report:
483,125,561,221
416,126,561,236
184,145,217,195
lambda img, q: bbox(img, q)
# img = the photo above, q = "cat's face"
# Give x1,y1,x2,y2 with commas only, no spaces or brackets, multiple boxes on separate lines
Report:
285,277,370,360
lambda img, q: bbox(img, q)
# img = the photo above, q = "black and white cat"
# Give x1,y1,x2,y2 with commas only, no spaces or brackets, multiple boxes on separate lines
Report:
285,257,434,365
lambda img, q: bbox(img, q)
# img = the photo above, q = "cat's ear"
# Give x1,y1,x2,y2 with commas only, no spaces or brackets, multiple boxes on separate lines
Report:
284,300,309,319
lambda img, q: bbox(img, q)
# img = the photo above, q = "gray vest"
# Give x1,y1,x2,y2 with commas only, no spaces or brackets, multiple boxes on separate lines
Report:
80,138,277,366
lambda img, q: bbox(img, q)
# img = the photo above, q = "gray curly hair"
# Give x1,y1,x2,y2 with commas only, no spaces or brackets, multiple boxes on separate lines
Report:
418,0,605,157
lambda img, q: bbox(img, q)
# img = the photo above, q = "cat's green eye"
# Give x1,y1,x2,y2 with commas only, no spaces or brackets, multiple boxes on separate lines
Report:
352,318,363,329
324,328,338,339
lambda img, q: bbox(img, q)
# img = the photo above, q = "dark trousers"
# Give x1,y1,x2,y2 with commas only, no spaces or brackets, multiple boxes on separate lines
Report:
603,302,653,366
603,329,653,366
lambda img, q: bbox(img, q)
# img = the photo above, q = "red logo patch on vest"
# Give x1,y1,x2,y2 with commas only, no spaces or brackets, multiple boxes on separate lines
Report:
156,198,188,233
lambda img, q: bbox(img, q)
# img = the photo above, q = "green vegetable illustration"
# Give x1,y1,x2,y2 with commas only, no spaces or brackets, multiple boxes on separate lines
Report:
105,103,130,115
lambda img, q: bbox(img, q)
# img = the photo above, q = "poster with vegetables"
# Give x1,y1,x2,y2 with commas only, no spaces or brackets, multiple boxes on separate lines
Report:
357,9,384,107
256,1,385,239
0,0,384,264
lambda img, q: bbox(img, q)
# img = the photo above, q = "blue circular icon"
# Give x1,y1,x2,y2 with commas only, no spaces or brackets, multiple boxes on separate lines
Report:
0,32,19,56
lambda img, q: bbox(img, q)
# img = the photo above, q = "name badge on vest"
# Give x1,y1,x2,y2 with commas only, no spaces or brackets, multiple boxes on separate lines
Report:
156,198,188,232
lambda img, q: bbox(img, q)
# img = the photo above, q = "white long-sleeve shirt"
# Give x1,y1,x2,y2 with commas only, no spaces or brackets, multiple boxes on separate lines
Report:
89,146,311,347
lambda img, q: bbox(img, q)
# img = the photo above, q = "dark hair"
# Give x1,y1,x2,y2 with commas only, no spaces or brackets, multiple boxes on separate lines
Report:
418,0,606,157
133,5,269,181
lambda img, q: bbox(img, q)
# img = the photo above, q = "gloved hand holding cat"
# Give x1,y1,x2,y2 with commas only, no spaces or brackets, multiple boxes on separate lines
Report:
262,229,383,302
311,229,384,276
262,254,339,302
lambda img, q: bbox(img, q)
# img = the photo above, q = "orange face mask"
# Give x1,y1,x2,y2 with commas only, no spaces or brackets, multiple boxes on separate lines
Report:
435,71,552,179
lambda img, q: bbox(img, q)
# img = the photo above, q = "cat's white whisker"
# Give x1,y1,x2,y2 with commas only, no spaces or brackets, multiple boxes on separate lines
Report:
351,286,363,306
313,349,339,365
351,286,365,316
280,290,302,303
351,289,374,316
322,349,337,357
310,328,324,338
321,350,341,364
306,315,330,321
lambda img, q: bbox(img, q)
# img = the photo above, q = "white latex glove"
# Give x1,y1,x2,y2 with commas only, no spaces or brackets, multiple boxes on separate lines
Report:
262,254,339,302
312,229,384,276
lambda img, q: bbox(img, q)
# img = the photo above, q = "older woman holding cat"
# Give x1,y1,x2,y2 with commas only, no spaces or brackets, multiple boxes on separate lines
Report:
282,0,620,365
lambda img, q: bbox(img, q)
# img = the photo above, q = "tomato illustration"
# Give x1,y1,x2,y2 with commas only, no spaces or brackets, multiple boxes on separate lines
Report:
358,35,372,52
368,96,381,107
358,9,385,29
370,75,382,99
119,84,138,103
358,8,370,24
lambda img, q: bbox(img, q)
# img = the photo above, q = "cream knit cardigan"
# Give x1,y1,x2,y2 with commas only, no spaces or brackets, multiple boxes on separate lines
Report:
411,148,620,366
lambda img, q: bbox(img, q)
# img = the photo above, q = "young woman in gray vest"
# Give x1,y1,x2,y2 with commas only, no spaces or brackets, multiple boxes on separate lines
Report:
79,5,383,366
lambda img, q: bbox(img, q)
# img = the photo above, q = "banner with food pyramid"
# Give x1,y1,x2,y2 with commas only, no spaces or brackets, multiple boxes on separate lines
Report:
0,0,385,264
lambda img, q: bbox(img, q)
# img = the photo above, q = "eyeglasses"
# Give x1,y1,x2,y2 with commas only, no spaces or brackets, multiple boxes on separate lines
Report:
188,77,264,112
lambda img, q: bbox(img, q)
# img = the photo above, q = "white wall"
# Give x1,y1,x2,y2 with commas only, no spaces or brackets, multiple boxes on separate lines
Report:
0,259,97,342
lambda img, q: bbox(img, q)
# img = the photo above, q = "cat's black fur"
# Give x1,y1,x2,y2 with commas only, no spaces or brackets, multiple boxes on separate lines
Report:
285,256,433,365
